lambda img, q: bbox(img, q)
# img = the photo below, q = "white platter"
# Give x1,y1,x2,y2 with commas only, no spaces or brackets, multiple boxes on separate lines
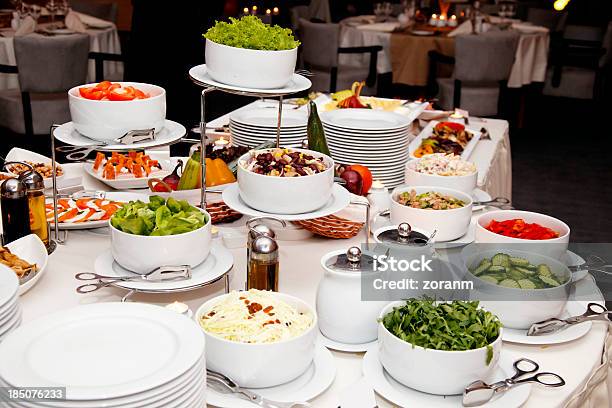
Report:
409,120,481,160
0,302,205,400
318,332,377,353
326,135,410,148
5,147,65,189
502,300,593,345
48,192,151,230
321,109,412,131
222,183,352,221
93,243,233,292
207,344,336,408
83,162,170,190
231,108,307,128
5,234,49,295
189,64,312,95
53,120,187,149
363,349,531,408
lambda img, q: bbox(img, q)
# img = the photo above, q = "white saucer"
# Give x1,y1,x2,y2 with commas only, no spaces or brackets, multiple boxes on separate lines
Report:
189,64,312,95
206,344,336,408
502,300,593,345
222,183,352,221
93,244,233,292
53,120,187,149
318,332,377,353
363,348,531,408
472,188,492,211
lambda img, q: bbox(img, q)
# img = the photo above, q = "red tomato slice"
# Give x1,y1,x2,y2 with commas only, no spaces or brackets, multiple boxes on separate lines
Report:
133,88,148,99
108,87,136,101
94,81,112,91
79,87,105,100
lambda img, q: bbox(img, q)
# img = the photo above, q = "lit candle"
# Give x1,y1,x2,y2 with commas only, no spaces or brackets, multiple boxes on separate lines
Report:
449,109,465,124
165,301,189,315
252,5,258,14
438,14,447,27
266,8,271,15
429,13,438,26
214,136,230,150
272,6,279,15
243,7,249,14
448,15,458,27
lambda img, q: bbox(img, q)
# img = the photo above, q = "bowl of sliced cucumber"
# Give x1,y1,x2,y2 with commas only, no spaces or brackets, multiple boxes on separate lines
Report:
461,246,571,329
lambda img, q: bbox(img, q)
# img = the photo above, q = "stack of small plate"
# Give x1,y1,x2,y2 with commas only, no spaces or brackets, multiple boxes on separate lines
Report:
320,109,412,188
229,107,307,148
0,268,21,343
0,302,206,407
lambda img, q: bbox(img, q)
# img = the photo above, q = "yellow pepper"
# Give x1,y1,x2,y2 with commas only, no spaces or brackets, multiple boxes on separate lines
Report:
205,158,236,187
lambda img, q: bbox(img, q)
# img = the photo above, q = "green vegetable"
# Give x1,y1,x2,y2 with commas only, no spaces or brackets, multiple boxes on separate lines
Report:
472,259,492,276
204,16,300,51
540,276,560,287
111,196,206,236
492,253,509,267
499,279,519,288
537,264,553,277
381,299,501,365
509,256,529,266
518,279,536,289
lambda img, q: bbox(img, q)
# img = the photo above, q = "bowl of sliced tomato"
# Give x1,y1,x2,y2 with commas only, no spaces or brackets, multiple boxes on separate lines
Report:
68,81,166,141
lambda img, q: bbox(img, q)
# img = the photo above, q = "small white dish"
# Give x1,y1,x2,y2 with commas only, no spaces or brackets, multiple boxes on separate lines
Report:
206,344,336,408
53,120,187,149
93,243,233,292
5,147,65,189
189,64,312,95
5,234,48,295
83,161,170,190
230,107,307,128
409,120,481,160
222,183,351,221
363,348,531,408
318,332,377,353
320,109,412,131
502,300,593,345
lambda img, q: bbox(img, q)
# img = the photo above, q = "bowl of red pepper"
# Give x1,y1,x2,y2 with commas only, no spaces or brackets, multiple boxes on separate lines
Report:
475,210,570,260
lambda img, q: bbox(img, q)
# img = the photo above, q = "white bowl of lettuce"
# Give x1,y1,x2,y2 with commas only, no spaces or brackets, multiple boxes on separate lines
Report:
110,196,211,274
204,16,299,89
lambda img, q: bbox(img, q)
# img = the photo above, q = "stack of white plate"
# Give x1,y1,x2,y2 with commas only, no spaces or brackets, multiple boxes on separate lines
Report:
229,107,307,147
0,268,21,343
320,109,412,188
0,302,206,408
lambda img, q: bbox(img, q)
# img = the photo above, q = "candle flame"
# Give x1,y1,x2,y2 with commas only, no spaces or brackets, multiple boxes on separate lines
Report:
432,14,438,18
553,0,570,11
266,8,271,15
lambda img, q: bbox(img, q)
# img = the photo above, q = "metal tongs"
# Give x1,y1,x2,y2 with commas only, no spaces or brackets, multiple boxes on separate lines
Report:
206,369,311,408
56,128,155,161
472,197,513,210
566,255,612,276
52,190,107,200
462,358,565,407
75,265,191,293
527,302,612,336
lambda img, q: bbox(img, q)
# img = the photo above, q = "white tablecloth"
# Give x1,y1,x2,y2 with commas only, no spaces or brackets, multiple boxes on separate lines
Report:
0,22,122,90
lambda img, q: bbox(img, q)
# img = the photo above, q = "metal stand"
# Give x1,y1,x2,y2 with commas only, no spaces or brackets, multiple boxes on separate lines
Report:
350,199,371,245
49,124,67,244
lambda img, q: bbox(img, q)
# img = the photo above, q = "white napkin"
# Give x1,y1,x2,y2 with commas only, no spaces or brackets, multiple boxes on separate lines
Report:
14,15,36,36
357,21,400,32
511,23,549,34
73,11,113,29
64,10,87,33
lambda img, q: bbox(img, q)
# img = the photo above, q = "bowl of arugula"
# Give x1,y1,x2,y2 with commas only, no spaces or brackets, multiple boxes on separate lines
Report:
378,299,502,395
203,16,299,89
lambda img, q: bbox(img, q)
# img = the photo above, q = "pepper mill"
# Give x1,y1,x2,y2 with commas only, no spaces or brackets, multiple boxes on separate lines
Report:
0,178,31,245
19,170,49,246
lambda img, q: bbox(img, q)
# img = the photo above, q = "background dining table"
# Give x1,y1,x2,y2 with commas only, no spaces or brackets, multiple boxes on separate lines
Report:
0,17,122,91
339,15,550,88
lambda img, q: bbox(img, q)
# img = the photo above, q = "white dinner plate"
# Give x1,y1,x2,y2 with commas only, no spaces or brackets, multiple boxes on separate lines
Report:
83,162,171,190
207,345,336,407
189,64,312,95
48,192,151,230
409,120,481,160
329,152,409,164
229,127,307,138
43,28,76,35
222,183,352,221
411,29,435,36
5,234,49,295
231,108,307,128
0,302,205,400
5,147,65,189
53,120,187,149
0,301,19,325
502,300,593,345
363,349,531,408
323,127,411,140
0,310,21,340
318,332,377,353
0,266,19,309
321,109,412,131
94,243,233,292
326,135,410,148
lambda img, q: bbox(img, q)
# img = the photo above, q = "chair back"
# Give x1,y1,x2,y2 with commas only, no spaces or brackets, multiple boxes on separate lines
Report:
298,18,339,69
454,31,519,83
526,8,567,32
601,21,612,68
290,6,310,32
69,0,118,23
14,34,89,93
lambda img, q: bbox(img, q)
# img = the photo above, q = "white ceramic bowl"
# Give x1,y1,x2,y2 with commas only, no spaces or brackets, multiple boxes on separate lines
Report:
6,234,48,295
475,210,570,260
390,185,473,242
237,148,335,214
404,159,477,194
195,292,318,388
462,247,571,329
205,40,297,89
110,208,211,274
68,82,166,141
378,301,502,395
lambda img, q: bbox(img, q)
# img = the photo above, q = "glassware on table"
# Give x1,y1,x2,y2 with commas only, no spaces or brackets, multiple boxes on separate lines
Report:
46,0,58,25
382,2,393,19
374,3,383,20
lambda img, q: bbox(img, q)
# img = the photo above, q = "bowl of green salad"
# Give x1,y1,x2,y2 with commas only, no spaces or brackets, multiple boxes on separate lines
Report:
203,16,300,89
110,196,211,274
378,299,502,395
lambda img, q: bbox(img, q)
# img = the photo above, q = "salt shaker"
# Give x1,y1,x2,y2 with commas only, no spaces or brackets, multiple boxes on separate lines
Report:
247,235,279,291
0,178,31,245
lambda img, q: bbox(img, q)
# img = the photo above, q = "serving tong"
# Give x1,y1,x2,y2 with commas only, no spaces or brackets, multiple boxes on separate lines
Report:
527,302,612,337
462,358,565,407
206,369,311,408
50,190,107,200
472,197,513,210
56,128,155,161
75,265,191,293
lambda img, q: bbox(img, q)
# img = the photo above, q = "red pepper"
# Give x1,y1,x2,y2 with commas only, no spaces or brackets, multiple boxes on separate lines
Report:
485,219,559,240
